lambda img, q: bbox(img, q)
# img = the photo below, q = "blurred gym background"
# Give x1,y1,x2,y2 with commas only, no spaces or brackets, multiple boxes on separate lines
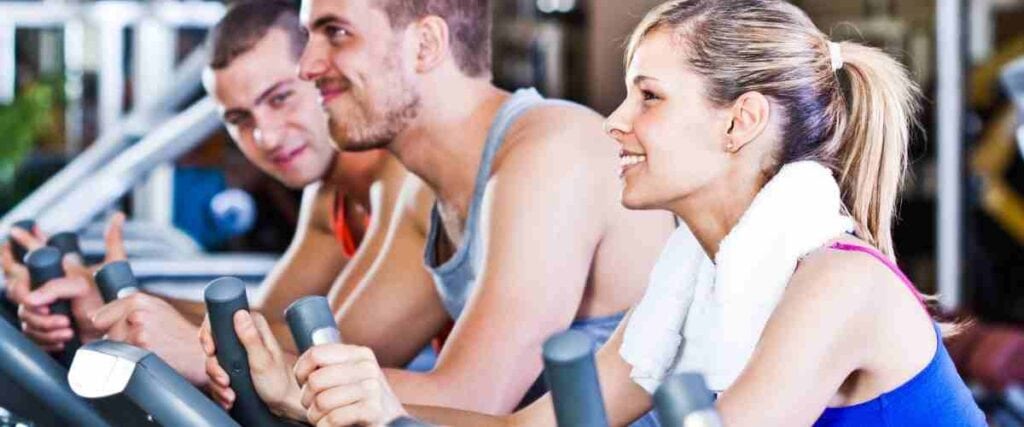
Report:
1,0,1024,424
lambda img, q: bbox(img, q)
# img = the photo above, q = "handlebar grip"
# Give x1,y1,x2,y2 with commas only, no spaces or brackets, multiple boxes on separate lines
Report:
46,232,82,259
93,261,139,303
204,277,283,427
653,373,722,427
284,296,340,354
542,330,608,427
26,246,80,365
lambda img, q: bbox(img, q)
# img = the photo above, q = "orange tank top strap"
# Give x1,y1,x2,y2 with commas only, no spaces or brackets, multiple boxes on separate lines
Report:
332,191,365,258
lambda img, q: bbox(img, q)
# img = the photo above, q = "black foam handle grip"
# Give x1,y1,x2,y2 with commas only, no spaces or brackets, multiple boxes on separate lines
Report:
94,261,139,303
10,219,35,265
542,330,608,427
654,373,719,427
25,246,80,365
46,232,82,258
26,247,64,288
204,277,284,427
285,295,340,354
388,416,434,426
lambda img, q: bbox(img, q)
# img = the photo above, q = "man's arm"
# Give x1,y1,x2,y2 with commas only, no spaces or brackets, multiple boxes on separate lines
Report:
334,175,450,368
93,183,346,370
408,311,654,426
252,182,348,320
384,108,619,414
327,158,408,309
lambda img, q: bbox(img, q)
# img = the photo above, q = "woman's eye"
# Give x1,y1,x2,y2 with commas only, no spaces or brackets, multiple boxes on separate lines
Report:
641,90,660,102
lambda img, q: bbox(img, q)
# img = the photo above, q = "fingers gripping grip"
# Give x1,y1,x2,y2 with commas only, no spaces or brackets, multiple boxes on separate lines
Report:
203,277,285,427
25,246,81,365
46,232,82,259
542,330,608,427
9,219,35,264
284,296,340,354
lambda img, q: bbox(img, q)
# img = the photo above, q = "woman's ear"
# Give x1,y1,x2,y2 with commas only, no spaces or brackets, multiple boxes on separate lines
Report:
413,16,449,73
724,91,771,153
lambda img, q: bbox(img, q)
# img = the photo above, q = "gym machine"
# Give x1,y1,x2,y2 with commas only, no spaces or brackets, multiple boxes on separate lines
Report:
542,330,608,427
205,277,291,426
654,373,722,427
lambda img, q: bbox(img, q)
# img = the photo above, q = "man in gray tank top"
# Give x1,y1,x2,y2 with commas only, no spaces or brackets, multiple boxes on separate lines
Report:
199,0,674,423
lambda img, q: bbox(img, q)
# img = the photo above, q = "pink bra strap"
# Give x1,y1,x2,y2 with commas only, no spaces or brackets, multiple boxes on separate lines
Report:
828,242,928,308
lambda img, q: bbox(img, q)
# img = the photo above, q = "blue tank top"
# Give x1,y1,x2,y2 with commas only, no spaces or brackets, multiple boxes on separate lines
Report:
814,243,986,426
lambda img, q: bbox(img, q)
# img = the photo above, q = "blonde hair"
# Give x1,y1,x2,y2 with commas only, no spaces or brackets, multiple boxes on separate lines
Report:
627,0,921,259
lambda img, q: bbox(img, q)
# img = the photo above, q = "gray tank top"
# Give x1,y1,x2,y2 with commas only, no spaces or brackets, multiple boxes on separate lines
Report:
422,87,624,330
421,89,659,425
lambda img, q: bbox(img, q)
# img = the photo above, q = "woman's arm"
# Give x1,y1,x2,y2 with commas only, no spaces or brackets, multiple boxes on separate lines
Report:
714,251,877,426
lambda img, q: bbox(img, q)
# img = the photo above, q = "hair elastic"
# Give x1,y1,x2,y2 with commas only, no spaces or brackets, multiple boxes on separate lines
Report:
828,41,844,72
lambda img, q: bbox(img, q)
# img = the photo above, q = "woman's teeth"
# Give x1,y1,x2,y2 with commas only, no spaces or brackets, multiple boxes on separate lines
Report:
620,154,647,168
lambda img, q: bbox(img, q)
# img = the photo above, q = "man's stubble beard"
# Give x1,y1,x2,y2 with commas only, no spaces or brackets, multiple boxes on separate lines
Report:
329,50,421,153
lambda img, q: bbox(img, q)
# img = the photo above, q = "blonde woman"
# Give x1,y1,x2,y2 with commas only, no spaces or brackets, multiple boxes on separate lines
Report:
266,1,987,425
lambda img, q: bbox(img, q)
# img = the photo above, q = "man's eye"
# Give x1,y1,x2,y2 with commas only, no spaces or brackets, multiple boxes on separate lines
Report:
230,117,253,129
325,25,349,40
270,91,292,107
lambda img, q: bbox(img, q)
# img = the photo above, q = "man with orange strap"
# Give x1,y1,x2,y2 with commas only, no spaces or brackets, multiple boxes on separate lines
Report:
9,0,425,386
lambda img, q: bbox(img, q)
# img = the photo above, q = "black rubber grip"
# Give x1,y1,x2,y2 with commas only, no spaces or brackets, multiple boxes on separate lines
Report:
285,295,340,354
47,232,82,258
654,373,717,426
204,277,284,427
26,247,64,288
10,219,35,265
93,261,139,303
25,246,80,365
542,330,608,427
388,416,434,426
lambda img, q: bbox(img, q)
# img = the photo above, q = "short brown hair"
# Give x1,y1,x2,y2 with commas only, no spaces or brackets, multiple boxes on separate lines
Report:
208,0,305,70
379,0,491,77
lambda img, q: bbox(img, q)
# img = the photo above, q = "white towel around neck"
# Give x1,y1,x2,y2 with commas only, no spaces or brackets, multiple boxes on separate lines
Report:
620,161,855,393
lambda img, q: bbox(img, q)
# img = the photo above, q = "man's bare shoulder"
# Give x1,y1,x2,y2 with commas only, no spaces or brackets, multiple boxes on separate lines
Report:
303,180,338,235
396,173,436,236
497,102,618,182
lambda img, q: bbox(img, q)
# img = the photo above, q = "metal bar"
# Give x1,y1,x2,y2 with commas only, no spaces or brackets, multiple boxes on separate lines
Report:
968,0,993,65
936,0,965,310
0,1,223,28
0,3,76,27
152,1,226,28
132,15,178,227
96,23,125,133
0,22,14,104
64,18,86,154
0,45,208,233
35,97,221,233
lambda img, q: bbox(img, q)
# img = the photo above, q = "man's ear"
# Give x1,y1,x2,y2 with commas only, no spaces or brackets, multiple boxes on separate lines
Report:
413,16,449,73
